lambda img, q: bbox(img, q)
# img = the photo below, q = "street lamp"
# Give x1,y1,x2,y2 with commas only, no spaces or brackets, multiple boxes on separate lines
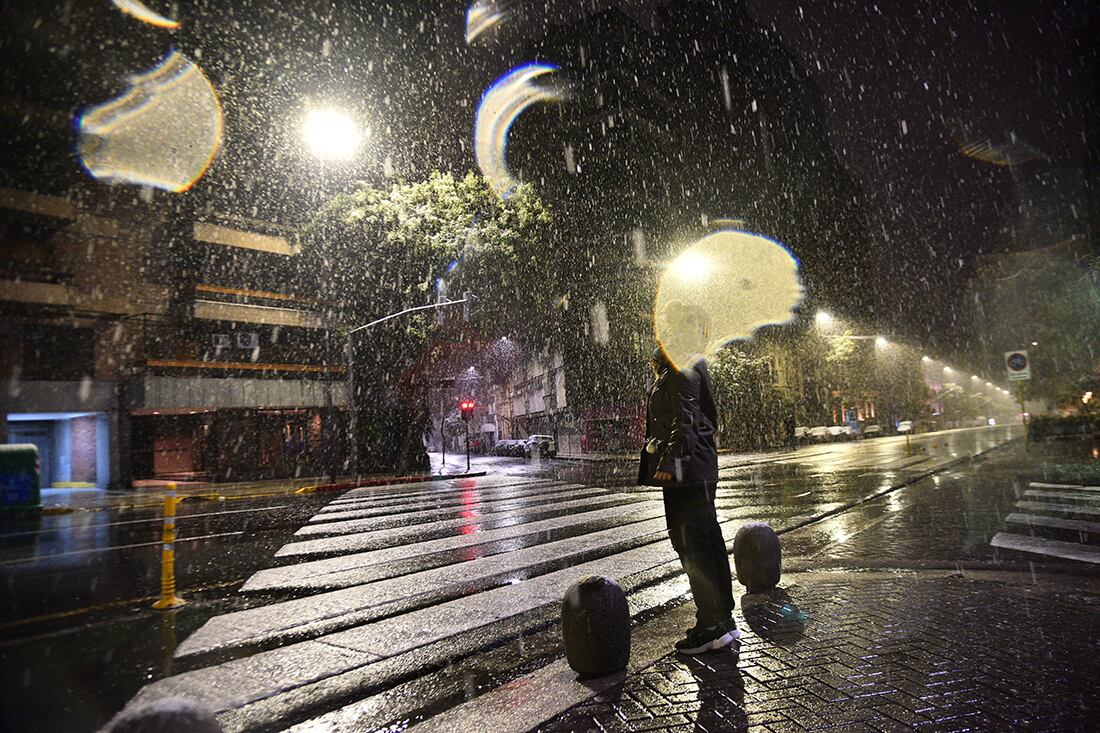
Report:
815,310,834,327
302,107,362,161
667,250,710,281
874,336,888,348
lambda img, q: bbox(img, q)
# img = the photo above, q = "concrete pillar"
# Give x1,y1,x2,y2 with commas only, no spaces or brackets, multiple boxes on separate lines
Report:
561,575,630,678
110,381,133,490
733,522,782,592
96,413,110,488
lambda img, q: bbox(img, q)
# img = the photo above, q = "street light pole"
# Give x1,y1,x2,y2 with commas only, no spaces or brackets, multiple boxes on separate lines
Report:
345,334,358,478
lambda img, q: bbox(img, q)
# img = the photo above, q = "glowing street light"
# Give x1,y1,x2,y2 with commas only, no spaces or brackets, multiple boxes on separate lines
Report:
667,250,710,281
302,107,362,161
815,310,834,327
921,355,932,363
875,336,888,348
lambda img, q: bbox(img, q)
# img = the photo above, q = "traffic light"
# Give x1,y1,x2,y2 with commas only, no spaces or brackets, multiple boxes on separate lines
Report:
459,399,475,421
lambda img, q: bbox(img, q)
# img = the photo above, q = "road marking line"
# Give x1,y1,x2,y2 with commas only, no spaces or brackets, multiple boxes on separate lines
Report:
1014,501,1100,518
288,494,647,546
313,483,592,521
0,531,245,566
325,480,561,507
991,532,1100,564
244,501,664,592
1004,513,1100,535
0,505,291,538
177,517,672,658
333,476,552,502
1029,482,1100,490
305,486,607,530
1023,490,1100,503
297,583,696,733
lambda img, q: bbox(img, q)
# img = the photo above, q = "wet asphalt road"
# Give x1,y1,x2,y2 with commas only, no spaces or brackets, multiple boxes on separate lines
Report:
0,425,1060,732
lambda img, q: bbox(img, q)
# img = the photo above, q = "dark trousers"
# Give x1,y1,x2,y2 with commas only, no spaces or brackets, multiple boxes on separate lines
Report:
662,482,735,628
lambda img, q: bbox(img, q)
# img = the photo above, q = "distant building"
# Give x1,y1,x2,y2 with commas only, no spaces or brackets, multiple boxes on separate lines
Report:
0,187,346,489
491,352,582,454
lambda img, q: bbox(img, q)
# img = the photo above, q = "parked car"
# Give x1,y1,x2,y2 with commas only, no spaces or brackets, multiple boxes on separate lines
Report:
897,420,914,433
492,439,526,457
826,425,849,440
808,426,830,442
524,434,557,458
863,424,883,438
794,426,811,442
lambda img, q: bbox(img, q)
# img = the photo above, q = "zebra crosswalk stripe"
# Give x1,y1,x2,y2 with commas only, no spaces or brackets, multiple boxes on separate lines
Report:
991,532,1100,564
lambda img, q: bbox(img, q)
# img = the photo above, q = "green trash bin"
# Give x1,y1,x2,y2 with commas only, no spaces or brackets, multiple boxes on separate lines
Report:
0,444,43,513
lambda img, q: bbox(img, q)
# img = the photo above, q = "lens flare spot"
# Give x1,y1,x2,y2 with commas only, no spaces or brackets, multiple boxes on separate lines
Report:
475,63,564,197
76,51,222,193
466,1,507,45
655,229,803,370
111,0,181,29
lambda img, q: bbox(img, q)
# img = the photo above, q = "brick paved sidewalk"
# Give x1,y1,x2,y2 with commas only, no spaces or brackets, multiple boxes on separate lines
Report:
535,571,1100,733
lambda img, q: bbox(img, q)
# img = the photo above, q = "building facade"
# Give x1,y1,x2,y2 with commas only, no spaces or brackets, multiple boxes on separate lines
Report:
1,186,346,489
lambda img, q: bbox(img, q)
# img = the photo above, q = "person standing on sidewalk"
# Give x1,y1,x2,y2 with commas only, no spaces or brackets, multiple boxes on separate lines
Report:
639,304,737,654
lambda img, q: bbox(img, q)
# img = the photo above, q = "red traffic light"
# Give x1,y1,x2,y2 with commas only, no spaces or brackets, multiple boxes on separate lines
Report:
459,399,475,419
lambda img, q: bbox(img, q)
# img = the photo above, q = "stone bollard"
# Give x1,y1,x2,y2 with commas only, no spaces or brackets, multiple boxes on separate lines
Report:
561,575,630,678
733,522,782,592
106,697,222,733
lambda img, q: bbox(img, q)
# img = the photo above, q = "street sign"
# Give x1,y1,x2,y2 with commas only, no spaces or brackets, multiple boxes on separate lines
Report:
1004,350,1031,381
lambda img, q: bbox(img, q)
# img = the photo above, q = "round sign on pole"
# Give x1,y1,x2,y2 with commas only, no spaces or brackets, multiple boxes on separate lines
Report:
1004,350,1031,381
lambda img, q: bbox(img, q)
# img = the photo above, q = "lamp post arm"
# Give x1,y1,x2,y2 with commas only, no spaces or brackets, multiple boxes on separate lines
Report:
345,294,475,477
348,296,473,336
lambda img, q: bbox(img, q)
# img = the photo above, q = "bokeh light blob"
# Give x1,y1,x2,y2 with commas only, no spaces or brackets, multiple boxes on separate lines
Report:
655,229,804,370
466,1,507,45
77,51,223,192
111,0,181,29
475,63,563,196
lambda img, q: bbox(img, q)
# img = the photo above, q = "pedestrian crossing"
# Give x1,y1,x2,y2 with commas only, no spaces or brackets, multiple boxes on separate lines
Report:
991,481,1100,564
117,430,1017,731
124,475,709,730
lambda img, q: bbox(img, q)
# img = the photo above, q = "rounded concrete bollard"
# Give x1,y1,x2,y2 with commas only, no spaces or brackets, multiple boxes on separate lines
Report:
561,575,630,678
733,521,782,592
106,697,223,733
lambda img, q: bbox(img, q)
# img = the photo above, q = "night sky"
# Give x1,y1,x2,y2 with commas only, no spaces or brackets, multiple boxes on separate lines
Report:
1,0,1096,358
742,0,1097,348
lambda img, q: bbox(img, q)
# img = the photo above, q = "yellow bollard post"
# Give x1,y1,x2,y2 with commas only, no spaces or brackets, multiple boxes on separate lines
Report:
152,482,187,609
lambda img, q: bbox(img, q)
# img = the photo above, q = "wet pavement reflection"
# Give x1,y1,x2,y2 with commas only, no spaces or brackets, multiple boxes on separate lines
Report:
11,425,1098,733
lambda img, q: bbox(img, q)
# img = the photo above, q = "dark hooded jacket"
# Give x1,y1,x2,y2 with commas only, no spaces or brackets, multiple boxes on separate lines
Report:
638,350,719,488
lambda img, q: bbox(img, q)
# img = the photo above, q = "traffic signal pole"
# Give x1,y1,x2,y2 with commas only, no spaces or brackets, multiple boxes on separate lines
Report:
459,399,475,471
